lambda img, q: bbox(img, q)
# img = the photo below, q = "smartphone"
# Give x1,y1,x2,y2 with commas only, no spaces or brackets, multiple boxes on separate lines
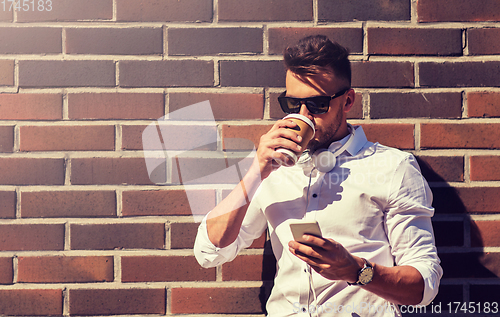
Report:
289,221,322,246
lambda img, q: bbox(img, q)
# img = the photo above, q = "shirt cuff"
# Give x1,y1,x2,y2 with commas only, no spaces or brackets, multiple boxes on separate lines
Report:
407,261,443,306
193,214,239,268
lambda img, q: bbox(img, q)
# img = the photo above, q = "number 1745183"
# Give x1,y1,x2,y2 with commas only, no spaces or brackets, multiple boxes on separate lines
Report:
2,0,52,11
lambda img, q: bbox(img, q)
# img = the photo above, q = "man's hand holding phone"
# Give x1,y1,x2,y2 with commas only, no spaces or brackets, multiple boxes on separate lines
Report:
288,221,363,284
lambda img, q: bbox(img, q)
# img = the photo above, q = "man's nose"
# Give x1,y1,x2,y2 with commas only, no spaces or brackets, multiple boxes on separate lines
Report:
298,102,314,121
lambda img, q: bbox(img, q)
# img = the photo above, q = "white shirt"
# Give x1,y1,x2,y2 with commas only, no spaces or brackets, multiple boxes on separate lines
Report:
194,125,442,316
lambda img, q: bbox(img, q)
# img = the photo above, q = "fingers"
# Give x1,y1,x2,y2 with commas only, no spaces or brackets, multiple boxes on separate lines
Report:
256,119,304,168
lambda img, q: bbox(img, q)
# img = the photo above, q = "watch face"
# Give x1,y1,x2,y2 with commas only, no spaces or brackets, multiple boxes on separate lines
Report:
359,267,374,284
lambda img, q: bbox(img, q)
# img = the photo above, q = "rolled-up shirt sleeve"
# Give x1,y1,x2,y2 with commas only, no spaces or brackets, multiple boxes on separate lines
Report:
194,201,268,268
385,154,443,306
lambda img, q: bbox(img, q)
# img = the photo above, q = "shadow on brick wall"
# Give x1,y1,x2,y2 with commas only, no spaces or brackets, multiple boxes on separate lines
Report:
415,158,499,315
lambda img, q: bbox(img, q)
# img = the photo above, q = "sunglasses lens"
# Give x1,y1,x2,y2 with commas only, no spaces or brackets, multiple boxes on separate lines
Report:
279,98,299,113
306,99,328,114
278,95,330,114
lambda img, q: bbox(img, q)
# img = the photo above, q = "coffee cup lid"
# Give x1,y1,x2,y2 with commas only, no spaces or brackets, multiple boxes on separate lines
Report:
283,114,315,135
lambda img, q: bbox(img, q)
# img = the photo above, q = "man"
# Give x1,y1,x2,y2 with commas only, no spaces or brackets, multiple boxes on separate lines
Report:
194,35,442,316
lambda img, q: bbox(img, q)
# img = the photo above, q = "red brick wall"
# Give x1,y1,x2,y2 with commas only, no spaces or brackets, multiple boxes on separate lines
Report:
0,0,499,315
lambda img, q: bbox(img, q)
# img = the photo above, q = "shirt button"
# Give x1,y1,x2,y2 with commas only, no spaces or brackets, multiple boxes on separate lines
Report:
312,193,317,198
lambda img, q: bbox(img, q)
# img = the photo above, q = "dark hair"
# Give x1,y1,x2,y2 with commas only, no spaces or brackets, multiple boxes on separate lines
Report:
283,35,351,86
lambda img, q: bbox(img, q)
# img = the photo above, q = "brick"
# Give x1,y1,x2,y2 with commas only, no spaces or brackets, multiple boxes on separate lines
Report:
71,157,155,185
17,0,112,22
0,191,15,219
269,91,363,119
116,0,212,22
222,254,276,281
370,92,462,119
427,285,462,306
0,158,64,185
19,60,115,87
360,124,415,150
432,187,500,214
171,287,263,314
0,224,64,251
417,0,500,22
68,93,163,120
66,27,162,55
471,220,500,247
70,223,165,250
467,91,500,118
220,61,286,87
122,190,215,217
122,124,217,150
318,0,410,22
416,156,464,182
432,220,464,247
122,256,215,282
221,124,273,150
169,28,263,55
171,155,254,185
21,191,116,218
169,92,264,120
0,27,61,54
69,289,165,315
0,94,62,120
421,123,500,149
0,289,62,316
420,61,500,87
0,126,13,152
268,27,363,55
470,156,500,181
171,220,267,249
20,125,115,151
17,256,113,283
0,257,12,284
119,60,213,87
439,252,500,278
352,62,414,88
0,7,12,21
219,0,312,22
470,284,500,303
368,28,462,56
0,60,14,86
170,222,200,249
469,28,500,55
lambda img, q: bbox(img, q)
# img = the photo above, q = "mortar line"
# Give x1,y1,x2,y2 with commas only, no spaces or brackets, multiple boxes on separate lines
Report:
114,254,122,283
414,122,421,151
112,0,117,22
62,89,69,120
64,222,71,251
313,0,318,25
410,0,417,24
263,24,269,56
63,287,70,316
163,25,168,59
12,255,18,285
462,90,468,118
213,0,219,24
165,222,171,250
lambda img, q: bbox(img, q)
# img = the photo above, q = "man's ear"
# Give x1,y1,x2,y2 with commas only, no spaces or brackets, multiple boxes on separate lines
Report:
343,89,356,113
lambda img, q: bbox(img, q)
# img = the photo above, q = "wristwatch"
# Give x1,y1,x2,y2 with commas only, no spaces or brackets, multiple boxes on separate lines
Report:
347,258,374,286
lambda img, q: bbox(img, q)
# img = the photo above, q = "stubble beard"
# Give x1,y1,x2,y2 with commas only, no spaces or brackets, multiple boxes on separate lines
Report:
307,106,344,152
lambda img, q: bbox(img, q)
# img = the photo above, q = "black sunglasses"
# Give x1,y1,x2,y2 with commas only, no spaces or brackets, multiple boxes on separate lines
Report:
278,88,350,115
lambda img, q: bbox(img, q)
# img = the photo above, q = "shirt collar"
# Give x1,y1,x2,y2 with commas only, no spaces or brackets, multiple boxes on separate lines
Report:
327,124,368,157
